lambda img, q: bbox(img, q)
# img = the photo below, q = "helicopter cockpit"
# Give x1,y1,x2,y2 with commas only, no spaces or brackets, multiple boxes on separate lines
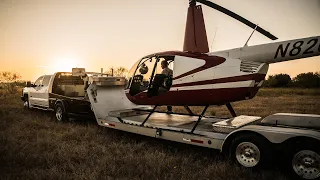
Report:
127,55,174,98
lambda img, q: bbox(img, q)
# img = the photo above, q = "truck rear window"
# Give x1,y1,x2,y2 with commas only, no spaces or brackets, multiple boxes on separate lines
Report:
55,75,84,85
52,74,86,97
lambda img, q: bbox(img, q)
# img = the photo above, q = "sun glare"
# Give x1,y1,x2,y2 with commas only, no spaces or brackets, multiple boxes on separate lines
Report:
50,57,82,73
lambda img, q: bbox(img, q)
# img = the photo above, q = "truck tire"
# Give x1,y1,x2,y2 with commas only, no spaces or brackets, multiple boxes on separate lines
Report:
54,103,68,122
23,96,30,109
230,134,271,168
289,145,320,179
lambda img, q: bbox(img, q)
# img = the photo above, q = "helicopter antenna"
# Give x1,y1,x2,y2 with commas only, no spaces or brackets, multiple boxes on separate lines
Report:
210,27,218,51
243,24,258,47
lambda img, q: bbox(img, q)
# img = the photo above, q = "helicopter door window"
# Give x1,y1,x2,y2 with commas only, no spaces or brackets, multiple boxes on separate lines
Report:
147,57,174,97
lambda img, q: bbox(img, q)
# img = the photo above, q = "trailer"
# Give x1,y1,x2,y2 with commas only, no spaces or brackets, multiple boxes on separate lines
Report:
48,74,319,180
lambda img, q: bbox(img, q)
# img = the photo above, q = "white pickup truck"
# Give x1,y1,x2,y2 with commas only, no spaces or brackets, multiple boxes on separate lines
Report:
21,68,93,121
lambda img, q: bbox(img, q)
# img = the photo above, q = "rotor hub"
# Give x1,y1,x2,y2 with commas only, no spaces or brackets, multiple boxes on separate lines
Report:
189,0,196,6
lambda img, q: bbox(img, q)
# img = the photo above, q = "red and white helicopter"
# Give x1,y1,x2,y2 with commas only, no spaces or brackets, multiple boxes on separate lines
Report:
125,0,320,116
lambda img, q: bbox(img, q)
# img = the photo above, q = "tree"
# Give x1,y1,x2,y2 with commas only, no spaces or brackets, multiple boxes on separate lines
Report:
263,74,291,87
0,71,22,94
105,67,128,77
292,72,320,88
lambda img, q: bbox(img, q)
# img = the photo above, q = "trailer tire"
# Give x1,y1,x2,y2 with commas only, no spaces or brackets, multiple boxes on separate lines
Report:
230,134,271,169
54,103,68,122
288,143,320,180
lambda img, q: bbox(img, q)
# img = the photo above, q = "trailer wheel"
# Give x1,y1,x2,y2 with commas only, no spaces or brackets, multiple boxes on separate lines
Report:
55,103,68,122
230,134,270,168
291,148,320,179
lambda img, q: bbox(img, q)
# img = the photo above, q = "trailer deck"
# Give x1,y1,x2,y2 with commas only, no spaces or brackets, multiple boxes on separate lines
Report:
108,110,260,134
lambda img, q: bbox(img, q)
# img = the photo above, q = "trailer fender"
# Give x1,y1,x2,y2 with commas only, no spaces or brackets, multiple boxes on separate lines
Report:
221,125,320,152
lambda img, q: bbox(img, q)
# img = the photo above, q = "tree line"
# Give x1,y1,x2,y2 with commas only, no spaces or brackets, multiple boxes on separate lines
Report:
263,72,320,88
0,67,129,94
0,71,23,94
1,70,319,95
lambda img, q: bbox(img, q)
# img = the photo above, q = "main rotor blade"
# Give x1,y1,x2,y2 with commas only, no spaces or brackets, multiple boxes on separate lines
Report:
196,0,278,40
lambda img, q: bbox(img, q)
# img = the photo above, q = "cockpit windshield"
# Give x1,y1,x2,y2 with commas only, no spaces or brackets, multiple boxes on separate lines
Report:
127,55,174,97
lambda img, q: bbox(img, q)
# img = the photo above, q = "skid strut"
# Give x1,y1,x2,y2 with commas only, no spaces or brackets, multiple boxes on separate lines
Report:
140,105,158,126
191,105,209,133
226,103,236,117
184,106,194,116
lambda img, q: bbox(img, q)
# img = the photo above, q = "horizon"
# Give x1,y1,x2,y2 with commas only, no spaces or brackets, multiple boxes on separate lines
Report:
1,0,319,81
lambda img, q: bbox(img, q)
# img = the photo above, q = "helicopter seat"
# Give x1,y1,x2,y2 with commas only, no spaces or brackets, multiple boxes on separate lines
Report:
129,75,143,96
148,74,167,97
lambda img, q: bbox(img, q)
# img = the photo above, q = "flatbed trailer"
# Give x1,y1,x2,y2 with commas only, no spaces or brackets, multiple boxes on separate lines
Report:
83,76,320,180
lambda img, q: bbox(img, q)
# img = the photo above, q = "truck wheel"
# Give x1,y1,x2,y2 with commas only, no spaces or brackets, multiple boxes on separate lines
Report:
291,149,320,179
24,99,29,109
55,103,68,122
23,96,31,109
230,134,270,168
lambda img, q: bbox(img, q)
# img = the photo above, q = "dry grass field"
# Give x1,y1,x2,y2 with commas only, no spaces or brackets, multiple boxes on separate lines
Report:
0,88,319,180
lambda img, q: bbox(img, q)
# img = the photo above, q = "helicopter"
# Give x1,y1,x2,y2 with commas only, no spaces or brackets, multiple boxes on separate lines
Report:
124,0,320,116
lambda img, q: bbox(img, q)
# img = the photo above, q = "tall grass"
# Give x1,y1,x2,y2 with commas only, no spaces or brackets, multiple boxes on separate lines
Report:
257,88,320,97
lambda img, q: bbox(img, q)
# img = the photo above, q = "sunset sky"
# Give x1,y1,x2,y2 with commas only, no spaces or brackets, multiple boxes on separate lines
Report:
1,0,319,81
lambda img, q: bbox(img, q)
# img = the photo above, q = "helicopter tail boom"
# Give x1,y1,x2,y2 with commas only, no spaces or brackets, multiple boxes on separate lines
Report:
211,36,320,64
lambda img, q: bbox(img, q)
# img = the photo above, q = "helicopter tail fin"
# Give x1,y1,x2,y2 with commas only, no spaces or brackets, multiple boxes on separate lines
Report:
183,4,209,53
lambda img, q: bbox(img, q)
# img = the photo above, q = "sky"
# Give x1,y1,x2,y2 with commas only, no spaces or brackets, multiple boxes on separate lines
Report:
0,0,319,81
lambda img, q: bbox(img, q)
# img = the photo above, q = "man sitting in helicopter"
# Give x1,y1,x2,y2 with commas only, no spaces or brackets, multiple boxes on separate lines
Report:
161,60,173,77
160,60,173,113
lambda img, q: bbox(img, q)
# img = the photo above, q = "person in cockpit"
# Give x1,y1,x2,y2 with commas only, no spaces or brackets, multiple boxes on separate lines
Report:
161,60,173,77
161,60,173,114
